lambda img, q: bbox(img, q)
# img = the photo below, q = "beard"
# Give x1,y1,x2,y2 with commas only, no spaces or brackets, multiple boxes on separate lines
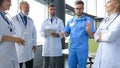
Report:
22,11,29,16
76,13,82,16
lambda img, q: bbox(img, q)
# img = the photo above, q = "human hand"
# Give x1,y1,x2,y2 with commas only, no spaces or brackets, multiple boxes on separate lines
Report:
14,37,25,45
32,46,37,53
60,31,65,37
51,32,58,37
86,22,91,31
97,33,102,42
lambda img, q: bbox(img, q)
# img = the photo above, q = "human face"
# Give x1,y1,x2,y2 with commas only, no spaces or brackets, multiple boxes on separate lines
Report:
0,0,11,11
21,3,29,15
48,7,56,17
105,0,118,15
74,4,84,17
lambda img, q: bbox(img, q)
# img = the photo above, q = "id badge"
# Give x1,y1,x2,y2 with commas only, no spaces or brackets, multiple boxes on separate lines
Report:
70,22,75,27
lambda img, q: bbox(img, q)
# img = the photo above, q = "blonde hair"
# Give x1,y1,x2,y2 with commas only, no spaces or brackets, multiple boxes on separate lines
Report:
19,1,29,8
113,0,120,14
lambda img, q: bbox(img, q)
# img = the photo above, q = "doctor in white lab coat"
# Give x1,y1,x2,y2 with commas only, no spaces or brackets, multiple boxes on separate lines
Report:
11,1,37,68
94,0,120,68
40,4,64,68
0,0,25,68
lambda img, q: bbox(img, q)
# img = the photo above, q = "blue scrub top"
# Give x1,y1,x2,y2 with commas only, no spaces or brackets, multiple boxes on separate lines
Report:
65,14,95,51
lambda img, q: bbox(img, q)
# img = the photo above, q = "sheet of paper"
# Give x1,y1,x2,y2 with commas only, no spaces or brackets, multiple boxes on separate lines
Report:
44,29,56,36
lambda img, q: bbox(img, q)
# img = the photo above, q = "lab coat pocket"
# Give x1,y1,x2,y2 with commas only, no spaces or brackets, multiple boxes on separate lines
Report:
70,23,75,28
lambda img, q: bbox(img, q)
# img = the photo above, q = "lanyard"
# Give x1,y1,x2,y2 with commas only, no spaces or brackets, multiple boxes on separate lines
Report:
19,13,27,26
0,12,13,32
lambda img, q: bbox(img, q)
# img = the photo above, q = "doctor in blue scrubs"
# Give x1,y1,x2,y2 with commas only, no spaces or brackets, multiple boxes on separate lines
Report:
61,1,95,68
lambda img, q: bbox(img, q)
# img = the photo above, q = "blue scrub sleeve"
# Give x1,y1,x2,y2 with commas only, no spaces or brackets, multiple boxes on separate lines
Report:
64,20,71,34
88,17,95,33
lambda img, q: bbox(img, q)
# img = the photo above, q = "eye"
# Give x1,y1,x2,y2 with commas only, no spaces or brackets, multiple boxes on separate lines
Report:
107,1,111,4
75,8,83,10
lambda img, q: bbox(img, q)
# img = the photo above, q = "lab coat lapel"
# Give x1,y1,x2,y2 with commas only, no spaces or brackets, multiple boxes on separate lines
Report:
17,15,26,29
102,14,118,29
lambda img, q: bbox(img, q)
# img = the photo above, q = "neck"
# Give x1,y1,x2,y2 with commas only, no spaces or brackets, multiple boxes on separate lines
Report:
108,10,117,16
76,14,83,19
76,16,81,18
20,11,28,16
49,14,55,18
76,15,82,19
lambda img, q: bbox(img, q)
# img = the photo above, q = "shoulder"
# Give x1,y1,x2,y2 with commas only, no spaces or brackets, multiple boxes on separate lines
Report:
114,14,120,23
117,14,120,19
28,17,33,22
55,17,64,24
56,17,63,22
41,18,48,26
67,18,74,24
11,14,18,20
84,15,93,21
11,15,19,24
42,18,49,24
28,17,35,25
68,18,74,22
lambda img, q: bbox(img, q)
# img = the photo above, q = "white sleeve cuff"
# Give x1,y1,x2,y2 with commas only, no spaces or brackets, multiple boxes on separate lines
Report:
94,34,99,42
101,34,107,42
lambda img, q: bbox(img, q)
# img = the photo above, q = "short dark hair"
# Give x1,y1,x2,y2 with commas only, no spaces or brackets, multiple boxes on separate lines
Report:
48,3,55,8
0,0,4,6
75,0,84,6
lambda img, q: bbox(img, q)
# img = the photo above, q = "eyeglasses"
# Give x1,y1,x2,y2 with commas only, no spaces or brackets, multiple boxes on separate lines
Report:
74,8,83,10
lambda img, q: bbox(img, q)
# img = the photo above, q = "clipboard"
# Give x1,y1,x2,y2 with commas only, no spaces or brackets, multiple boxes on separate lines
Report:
44,29,56,36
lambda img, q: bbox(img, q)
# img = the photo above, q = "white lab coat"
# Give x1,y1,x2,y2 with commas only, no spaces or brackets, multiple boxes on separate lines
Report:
40,16,64,56
94,14,120,68
0,14,19,68
11,13,37,63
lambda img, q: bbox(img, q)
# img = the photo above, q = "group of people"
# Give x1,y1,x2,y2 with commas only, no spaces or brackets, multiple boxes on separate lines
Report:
0,0,36,68
0,0,120,68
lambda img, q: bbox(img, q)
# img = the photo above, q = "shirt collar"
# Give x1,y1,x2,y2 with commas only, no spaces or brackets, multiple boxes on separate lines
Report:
105,13,118,21
74,14,86,21
48,16,56,20
108,13,118,19
0,11,6,15
19,12,27,17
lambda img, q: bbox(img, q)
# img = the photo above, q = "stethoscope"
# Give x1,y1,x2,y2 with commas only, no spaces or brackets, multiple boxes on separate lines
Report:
70,17,87,27
15,13,28,28
100,14,119,30
0,12,13,32
19,13,27,27
46,17,58,24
